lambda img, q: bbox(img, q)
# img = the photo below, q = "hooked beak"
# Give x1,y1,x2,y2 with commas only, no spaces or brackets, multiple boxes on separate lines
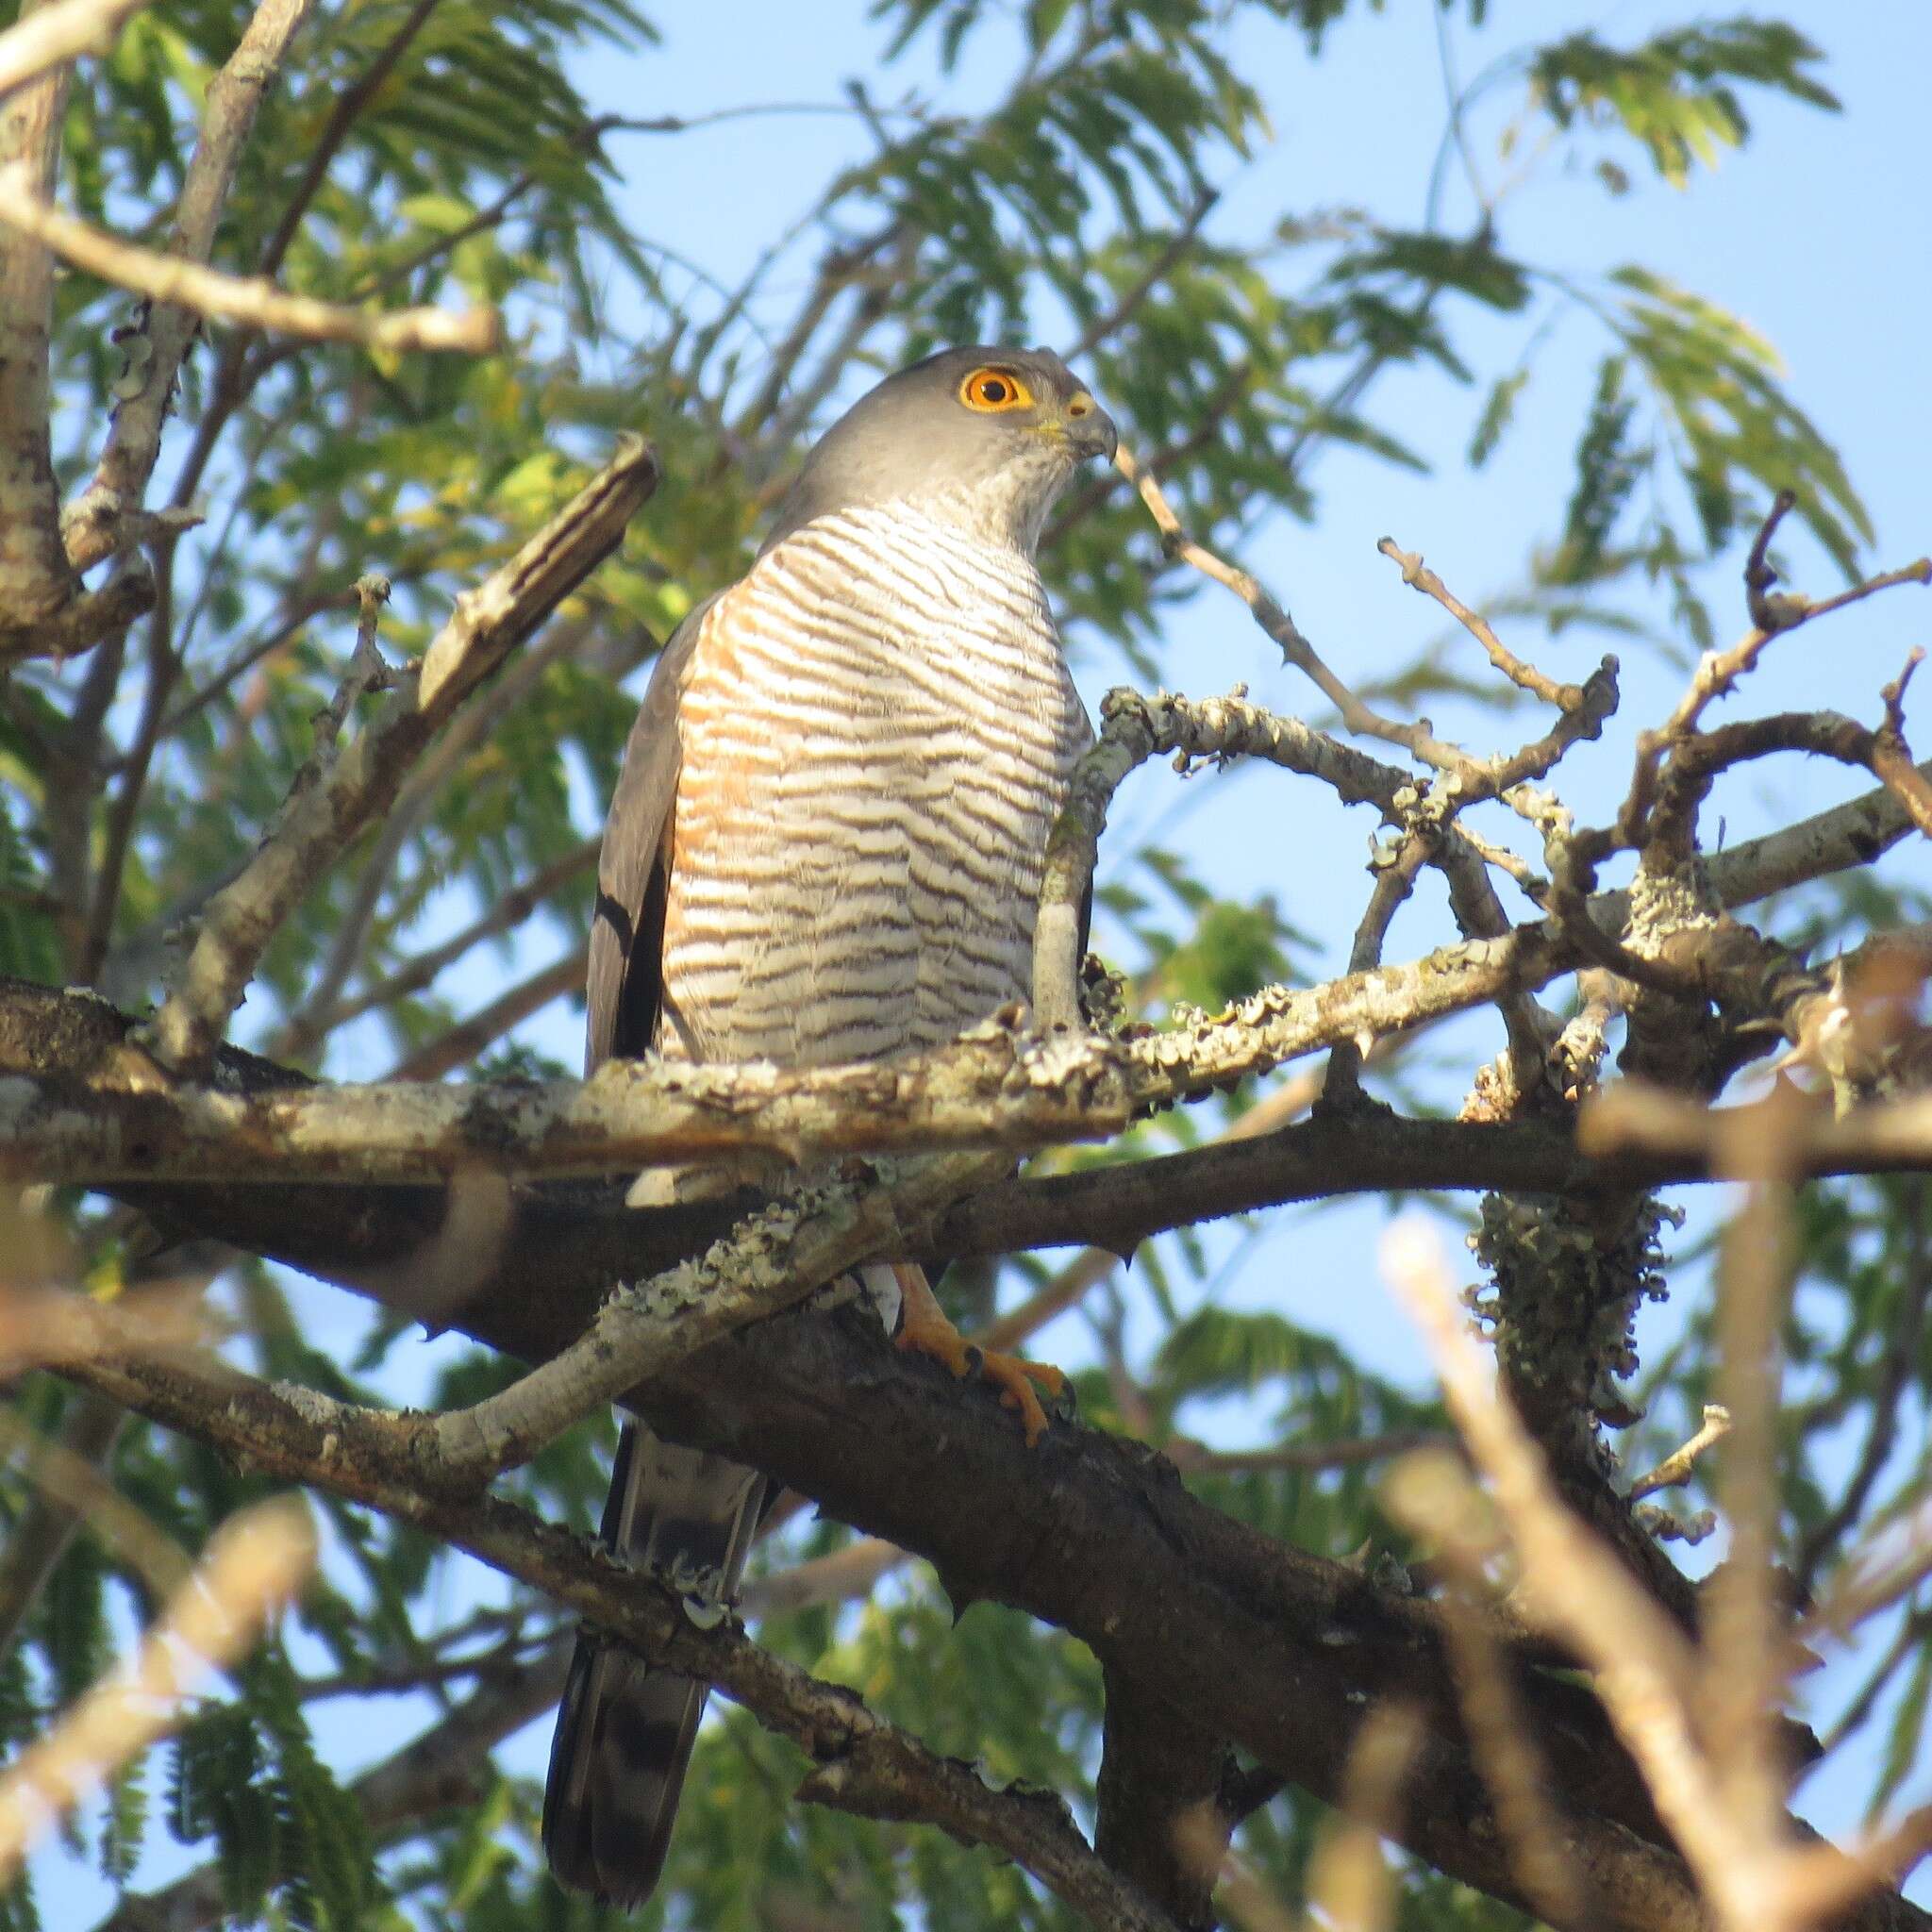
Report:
1061,390,1118,462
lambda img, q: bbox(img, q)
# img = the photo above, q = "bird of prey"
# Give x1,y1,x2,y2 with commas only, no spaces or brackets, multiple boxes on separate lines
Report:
542,346,1118,1906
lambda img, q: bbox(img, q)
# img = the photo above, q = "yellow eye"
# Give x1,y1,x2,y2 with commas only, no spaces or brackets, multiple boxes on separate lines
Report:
959,367,1034,412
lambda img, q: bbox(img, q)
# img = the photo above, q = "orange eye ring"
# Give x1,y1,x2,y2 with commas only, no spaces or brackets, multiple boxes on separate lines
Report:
959,367,1034,412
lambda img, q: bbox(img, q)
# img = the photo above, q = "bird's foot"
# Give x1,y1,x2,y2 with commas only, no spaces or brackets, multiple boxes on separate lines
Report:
891,1262,1065,1447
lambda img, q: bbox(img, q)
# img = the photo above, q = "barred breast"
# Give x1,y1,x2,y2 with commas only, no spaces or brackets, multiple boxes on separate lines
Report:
658,504,1091,1068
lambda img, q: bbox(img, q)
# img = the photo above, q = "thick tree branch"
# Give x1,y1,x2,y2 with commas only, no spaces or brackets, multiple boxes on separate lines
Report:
63,1273,1907,1932
0,0,78,639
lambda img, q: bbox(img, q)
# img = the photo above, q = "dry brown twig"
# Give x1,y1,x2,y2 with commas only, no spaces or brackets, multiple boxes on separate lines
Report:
1382,1217,1921,1932
1608,493,1932,858
1375,536,1583,712
0,1498,314,1882
1872,647,1932,839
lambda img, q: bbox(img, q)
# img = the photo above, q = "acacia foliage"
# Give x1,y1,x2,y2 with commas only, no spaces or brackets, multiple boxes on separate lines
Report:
0,3,1925,1930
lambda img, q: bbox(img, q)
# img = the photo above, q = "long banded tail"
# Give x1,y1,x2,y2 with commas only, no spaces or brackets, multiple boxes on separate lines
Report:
543,1423,765,1906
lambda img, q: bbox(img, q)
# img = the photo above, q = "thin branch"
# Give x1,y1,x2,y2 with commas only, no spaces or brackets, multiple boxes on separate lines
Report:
1066,188,1218,361
1611,518,1932,858
302,833,598,1041
1376,536,1582,712
379,945,584,1081
142,436,655,1071
1627,1405,1732,1502
0,0,151,102
1382,1220,1889,1932
1873,648,1932,840
59,0,318,575
254,0,441,281
0,173,500,356
1116,443,1475,778
283,608,609,1058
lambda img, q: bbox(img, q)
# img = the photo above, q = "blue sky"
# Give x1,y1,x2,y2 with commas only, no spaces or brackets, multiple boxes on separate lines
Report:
36,0,1932,1920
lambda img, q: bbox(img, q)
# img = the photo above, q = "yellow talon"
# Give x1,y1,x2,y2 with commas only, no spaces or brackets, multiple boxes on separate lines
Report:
891,1263,1064,1446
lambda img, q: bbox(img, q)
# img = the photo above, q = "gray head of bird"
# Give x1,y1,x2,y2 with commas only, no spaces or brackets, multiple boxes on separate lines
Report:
763,345,1118,557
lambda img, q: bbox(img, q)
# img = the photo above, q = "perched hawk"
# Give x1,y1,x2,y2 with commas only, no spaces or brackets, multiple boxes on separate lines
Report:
543,346,1118,1905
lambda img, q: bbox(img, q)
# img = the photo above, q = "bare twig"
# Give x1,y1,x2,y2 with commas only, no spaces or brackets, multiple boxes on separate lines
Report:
1377,536,1581,712
255,0,442,282
379,945,585,1080
142,436,655,1071
59,0,319,575
1627,1405,1732,1501
1381,1219,1875,1932
300,833,598,1041
1612,518,1932,859
1873,648,1932,840
1067,188,1218,360
1117,444,1474,778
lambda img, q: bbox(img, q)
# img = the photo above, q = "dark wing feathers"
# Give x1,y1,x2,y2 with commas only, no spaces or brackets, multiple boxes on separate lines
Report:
584,596,720,1074
551,594,778,1909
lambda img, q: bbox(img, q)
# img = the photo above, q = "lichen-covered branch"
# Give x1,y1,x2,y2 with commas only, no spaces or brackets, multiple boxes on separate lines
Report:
53,1346,1181,1932
5,918,1574,1185
424,1151,1006,1485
